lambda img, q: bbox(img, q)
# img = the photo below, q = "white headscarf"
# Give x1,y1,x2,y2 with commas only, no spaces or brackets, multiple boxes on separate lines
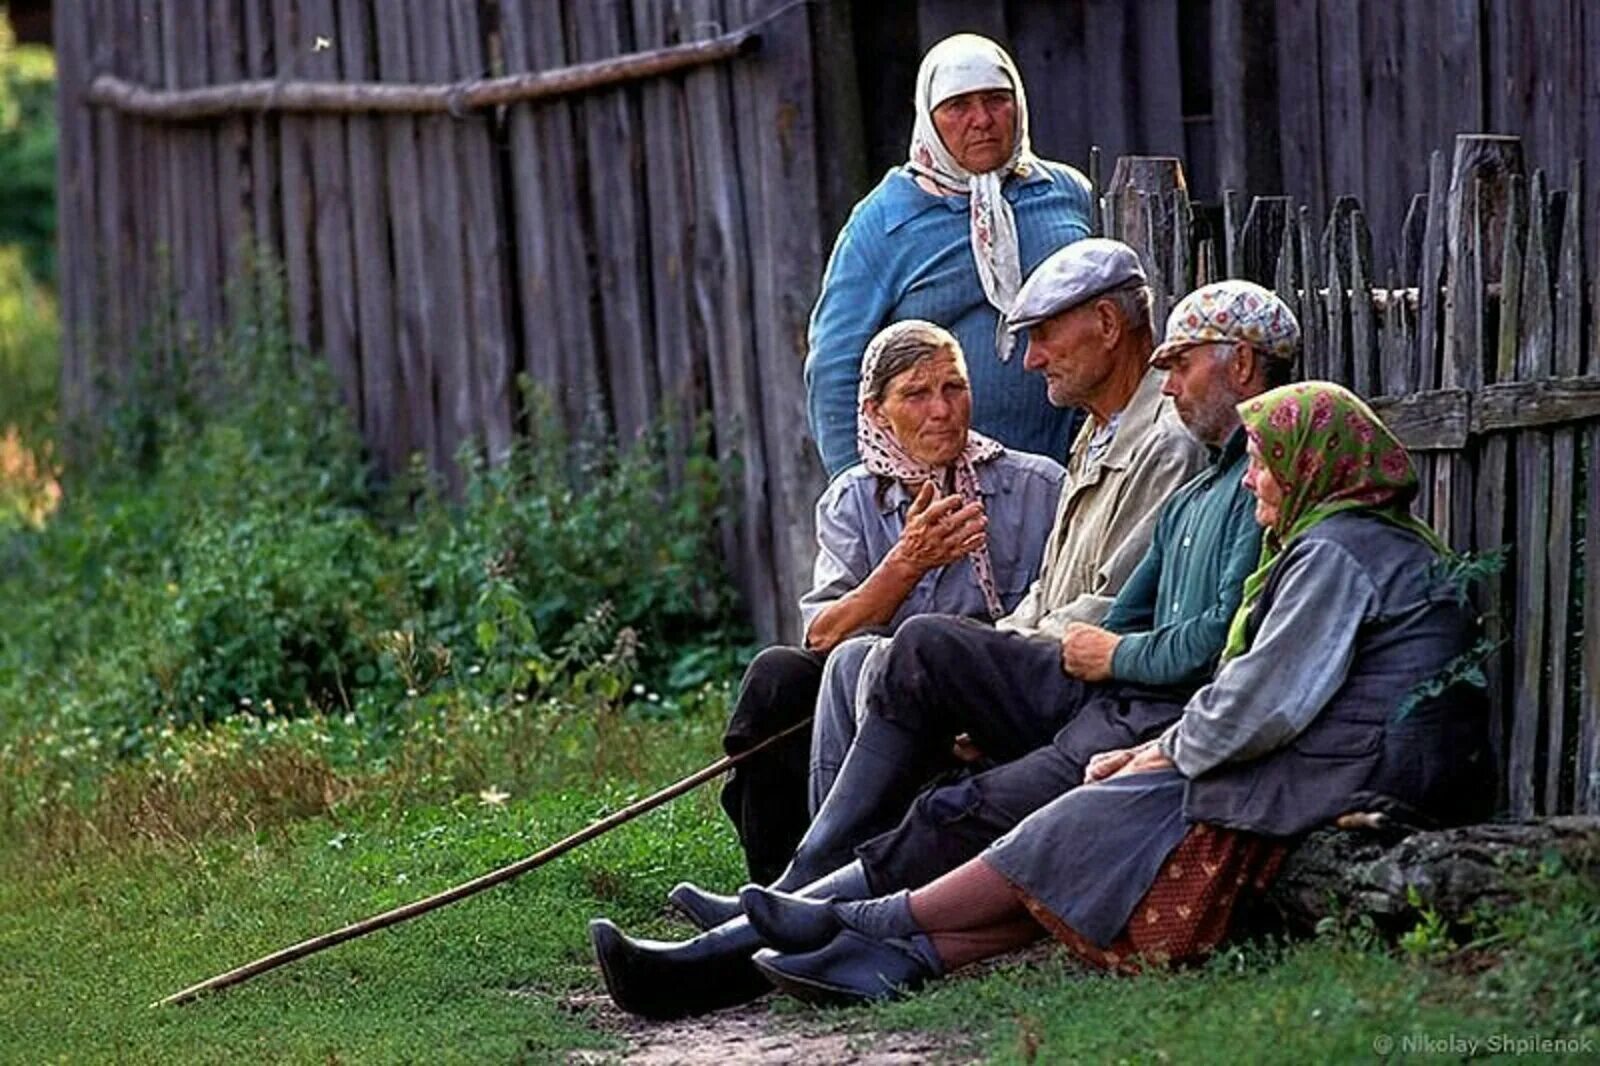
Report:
907,34,1037,363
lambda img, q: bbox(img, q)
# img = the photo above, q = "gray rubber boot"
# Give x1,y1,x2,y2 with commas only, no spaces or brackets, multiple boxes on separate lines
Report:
768,717,930,891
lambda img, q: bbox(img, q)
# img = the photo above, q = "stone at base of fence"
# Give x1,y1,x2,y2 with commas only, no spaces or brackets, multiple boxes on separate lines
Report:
1257,815,1600,937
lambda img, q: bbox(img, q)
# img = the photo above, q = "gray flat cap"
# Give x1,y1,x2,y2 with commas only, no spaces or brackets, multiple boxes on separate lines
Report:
1006,238,1146,333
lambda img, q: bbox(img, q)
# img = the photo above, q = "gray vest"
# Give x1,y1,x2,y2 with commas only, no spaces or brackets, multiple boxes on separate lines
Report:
1184,513,1492,837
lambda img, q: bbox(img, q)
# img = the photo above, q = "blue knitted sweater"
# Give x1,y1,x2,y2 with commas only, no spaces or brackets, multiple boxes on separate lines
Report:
804,162,1093,477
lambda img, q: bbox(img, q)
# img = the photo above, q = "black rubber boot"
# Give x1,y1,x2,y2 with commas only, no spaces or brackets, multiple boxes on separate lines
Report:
667,882,743,931
768,717,929,891
589,915,770,1020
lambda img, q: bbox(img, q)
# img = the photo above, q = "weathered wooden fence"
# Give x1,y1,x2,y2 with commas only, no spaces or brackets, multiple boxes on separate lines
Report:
1105,135,1599,819
54,0,826,643
846,0,1600,277
55,4,1598,814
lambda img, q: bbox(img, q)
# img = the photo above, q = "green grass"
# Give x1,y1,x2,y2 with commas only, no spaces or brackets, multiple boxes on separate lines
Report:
0,718,748,1064
6,707,1596,1064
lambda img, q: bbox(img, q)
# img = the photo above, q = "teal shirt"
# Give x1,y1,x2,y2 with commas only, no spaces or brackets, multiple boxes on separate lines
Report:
1101,427,1263,689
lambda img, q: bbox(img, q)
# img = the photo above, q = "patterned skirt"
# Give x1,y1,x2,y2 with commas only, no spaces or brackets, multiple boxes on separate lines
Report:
1020,822,1287,973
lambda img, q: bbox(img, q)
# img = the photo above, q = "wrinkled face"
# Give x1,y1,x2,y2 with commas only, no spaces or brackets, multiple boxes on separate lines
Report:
1242,438,1286,529
1021,303,1113,408
1157,342,1244,446
867,349,973,466
931,88,1018,173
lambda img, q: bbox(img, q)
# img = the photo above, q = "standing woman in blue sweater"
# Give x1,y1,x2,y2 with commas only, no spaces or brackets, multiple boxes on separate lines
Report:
805,34,1094,477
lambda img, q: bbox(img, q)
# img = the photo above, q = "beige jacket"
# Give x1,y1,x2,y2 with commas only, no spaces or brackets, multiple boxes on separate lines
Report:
996,368,1209,640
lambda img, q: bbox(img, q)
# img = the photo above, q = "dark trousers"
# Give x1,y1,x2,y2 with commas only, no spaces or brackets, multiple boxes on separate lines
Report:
851,615,1190,892
719,646,824,883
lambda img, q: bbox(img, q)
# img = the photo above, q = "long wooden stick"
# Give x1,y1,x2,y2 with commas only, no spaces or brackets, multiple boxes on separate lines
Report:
152,718,811,1008
89,29,760,121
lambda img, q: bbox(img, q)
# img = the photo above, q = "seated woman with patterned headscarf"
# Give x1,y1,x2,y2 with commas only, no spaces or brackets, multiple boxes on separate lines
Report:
744,381,1491,1005
715,319,1064,892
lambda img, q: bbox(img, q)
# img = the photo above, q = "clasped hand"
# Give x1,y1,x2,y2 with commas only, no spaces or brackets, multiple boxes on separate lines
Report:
1060,621,1120,681
891,482,987,572
1084,742,1174,782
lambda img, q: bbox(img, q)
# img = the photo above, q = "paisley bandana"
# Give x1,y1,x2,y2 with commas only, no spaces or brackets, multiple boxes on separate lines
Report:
1152,280,1300,365
1221,381,1447,659
907,34,1037,364
857,327,1006,618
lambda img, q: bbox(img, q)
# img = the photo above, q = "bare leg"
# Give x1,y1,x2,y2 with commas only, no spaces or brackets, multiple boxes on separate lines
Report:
906,857,1044,970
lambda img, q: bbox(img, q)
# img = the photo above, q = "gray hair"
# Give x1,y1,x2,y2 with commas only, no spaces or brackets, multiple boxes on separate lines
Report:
1206,338,1296,388
1102,282,1154,338
860,320,968,404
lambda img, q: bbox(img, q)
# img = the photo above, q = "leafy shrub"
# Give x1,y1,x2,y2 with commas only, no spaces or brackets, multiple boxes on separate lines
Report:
0,260,751,779
0,17,55,286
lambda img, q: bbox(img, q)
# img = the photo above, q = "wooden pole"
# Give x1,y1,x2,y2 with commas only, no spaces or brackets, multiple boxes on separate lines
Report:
151,717,811,1008
88,29,760,121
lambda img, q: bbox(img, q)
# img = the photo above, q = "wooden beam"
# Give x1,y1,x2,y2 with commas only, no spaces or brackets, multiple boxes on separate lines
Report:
84,28,760,119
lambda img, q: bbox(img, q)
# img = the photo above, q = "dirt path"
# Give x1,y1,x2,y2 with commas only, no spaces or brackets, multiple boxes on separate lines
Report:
563,995,975,1065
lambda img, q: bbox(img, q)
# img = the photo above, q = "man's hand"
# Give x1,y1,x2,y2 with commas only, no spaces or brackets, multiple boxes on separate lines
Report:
890,482,988,574
1060,621,1120,681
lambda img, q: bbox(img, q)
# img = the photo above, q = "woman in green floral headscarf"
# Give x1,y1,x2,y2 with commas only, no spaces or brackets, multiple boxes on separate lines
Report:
1223,380,1448,659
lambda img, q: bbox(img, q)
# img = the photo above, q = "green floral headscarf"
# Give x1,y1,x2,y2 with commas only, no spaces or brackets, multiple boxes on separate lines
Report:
1221,381,1446,660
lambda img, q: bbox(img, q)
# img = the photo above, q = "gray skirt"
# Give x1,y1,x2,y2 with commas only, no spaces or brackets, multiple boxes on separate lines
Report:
983,766,1189,948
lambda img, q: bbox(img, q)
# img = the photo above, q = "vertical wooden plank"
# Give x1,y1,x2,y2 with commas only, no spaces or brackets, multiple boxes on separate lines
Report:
337,0,402,473
1322,225,1348,388
407,0,476,477
680,0,779,640
241,0,281,277
1348,210,1377,396
1399,192,1426,288
1508,169,1554,818
1210,0,1280,197
915,0,1007,50
500,0,603,439
170,0,225,345
572,0,659,442
1541,159,1583,813
53,0,94,430
1359,0,1405,273
1082,0,1132,166
1235,195,1286,284
1416,151,1447,391
1317,0,1362,201
1295,204,1322,382
447,0,515,463
1272,210,1301,374
299,0,362,417
274,0,318,354
1580,421,1600,813
810,0,870,237
730,0,827,643
1130,0,1184,156
86,0,126,396
208,0,250,321
1274,0,1326,226
1475,173,1524,810
373,0,441,471
630,0,704,469
1006,0,1085,164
